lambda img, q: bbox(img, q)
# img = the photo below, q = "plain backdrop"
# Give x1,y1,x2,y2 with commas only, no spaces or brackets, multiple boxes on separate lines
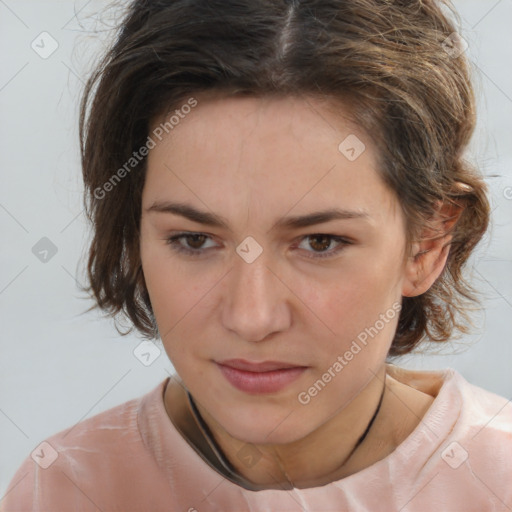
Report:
1,0,511,497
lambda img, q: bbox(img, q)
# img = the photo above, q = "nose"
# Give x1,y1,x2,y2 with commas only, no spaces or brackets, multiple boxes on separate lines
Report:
221,251,291,343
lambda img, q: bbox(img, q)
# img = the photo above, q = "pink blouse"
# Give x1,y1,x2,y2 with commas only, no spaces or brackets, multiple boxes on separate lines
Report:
2,365,511,511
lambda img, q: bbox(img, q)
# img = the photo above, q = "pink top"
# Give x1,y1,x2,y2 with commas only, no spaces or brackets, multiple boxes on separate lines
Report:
2,365,512,511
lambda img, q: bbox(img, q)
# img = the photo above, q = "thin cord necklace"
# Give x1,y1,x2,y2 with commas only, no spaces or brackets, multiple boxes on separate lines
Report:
186,382,386,488
337,382,386,466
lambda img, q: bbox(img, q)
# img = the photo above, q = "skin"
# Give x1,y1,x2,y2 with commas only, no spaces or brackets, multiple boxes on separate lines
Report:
139,94,456,489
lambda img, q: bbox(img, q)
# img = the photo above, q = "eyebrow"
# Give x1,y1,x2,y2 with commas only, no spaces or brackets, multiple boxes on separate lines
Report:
145,201,370,231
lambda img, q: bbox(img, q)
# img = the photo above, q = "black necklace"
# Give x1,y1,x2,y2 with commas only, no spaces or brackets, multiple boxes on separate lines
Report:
339,382,386,465
186,382,386,487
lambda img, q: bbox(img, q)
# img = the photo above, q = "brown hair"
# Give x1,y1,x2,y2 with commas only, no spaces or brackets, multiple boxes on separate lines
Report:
79,0,490,357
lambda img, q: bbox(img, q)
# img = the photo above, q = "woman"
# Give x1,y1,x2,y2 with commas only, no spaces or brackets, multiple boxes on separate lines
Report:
3,0,511,510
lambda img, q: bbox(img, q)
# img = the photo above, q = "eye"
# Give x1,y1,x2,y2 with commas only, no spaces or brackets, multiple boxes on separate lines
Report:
295,234,352,259
165,232,352,259
165,232,218,256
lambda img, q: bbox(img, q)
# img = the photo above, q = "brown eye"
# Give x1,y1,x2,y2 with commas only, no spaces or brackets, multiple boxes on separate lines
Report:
165,232,217,256
185,234,207,249
296,234,352,260
307,235,332,252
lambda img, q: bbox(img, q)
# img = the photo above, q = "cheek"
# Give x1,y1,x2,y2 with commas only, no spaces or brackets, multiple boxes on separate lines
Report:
293,254,402,345
140,245,184,332
145,267,203,330
140,247,223,358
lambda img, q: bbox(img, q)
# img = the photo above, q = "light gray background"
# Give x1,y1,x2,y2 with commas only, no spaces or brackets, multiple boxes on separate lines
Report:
1,0,511,497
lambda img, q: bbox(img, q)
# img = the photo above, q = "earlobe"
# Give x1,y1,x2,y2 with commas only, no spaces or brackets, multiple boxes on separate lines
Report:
401,201,462,297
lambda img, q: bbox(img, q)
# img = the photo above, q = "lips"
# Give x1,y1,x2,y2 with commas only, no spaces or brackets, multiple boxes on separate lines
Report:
216,359,308,394
217,359,302,372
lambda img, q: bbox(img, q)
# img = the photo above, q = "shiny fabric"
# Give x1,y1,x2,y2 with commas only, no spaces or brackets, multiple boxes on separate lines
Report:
2,364,512,511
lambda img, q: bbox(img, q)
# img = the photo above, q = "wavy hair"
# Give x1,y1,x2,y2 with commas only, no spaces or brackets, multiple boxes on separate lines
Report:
79,0,490,356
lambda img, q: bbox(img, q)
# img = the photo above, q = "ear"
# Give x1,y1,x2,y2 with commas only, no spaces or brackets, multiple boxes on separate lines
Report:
402,201,463,297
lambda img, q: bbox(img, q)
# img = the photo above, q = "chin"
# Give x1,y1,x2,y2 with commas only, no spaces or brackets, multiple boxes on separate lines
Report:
217,405,314,446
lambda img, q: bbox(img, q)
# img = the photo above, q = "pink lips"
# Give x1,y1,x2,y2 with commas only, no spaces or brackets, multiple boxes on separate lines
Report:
216,359,307,394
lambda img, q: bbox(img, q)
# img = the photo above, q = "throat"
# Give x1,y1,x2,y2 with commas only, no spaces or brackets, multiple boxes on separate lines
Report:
163,369,435,490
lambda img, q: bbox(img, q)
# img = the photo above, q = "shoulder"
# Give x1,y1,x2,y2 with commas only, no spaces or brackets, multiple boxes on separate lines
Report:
454,373,512,479
388,364,512,443
1,380,172,511
452,371,512,443
419,369,512,508
374,366,512,509
403,366,512,457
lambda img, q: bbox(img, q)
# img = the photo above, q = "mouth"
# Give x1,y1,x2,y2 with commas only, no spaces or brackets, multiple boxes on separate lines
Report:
215,359,308,394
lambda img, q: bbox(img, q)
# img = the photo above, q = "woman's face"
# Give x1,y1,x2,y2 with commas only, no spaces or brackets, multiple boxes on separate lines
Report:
140,94,410,444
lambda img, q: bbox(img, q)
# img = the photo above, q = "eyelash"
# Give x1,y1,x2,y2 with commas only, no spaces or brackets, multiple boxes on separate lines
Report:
164,232,352,260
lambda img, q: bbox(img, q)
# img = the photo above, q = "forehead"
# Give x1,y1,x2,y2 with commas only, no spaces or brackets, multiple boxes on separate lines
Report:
144,94,400,227
150,93,364,152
